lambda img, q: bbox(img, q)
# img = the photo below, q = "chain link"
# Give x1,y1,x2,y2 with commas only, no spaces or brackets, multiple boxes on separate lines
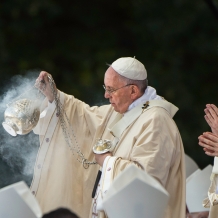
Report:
47,75,96,169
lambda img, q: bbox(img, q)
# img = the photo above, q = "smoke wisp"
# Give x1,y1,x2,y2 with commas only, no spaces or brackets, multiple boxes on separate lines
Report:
0,71,44,187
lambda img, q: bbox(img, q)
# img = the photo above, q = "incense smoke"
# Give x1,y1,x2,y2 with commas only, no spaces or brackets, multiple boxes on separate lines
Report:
0,72,44,187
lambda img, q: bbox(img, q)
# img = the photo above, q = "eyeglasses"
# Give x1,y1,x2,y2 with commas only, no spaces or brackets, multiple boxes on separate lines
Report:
103,84,132,95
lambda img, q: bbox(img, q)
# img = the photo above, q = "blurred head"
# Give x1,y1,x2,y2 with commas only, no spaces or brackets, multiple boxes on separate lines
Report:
103,57,148,113
42,208,79,218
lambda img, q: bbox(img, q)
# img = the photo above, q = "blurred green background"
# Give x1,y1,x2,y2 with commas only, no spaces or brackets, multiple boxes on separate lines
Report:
0,0,218,187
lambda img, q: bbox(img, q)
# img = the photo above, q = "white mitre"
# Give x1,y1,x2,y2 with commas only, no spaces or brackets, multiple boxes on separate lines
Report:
111,57,147,80
185,154,199,179
0,181,42,218
102,165,169,218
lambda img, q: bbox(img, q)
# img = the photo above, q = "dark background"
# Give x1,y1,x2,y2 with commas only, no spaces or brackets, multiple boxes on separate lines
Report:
0,0,218,188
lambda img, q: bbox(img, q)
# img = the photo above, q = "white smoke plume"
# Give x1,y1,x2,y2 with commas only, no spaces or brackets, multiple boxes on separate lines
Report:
0,71,44,187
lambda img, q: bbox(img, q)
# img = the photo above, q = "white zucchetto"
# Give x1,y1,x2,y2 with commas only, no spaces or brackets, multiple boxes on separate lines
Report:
111,57,147,80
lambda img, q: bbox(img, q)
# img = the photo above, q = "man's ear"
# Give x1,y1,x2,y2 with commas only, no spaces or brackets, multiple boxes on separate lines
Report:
130,85,140,100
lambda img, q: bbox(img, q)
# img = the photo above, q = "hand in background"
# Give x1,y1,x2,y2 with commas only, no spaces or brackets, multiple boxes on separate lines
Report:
204,104,218,135
198,132,218,156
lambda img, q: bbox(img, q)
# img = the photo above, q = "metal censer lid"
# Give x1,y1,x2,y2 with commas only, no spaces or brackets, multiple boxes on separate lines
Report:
92,139,113,154
2,98,40,136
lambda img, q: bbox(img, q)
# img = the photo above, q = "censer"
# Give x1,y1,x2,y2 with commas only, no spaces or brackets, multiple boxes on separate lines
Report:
2,79,44,137
2,98,40,136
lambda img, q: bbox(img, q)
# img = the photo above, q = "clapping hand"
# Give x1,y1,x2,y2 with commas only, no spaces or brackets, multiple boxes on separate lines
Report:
204,104,218,135
198,132,218,157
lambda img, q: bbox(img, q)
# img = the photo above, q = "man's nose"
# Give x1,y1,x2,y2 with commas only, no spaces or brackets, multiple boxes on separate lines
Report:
104,91,110,99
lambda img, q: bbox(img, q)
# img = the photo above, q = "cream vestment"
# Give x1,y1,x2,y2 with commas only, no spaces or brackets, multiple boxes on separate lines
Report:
31,88,186,218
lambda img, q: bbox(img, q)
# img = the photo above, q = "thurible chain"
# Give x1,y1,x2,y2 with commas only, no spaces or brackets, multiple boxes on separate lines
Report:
47,75,96,169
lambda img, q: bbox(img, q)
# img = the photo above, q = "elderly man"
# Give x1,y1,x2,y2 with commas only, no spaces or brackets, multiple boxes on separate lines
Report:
31,57,185,218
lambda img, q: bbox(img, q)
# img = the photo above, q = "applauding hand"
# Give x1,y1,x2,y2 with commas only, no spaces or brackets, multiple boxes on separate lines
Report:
198,132,218,157
204,104,218,135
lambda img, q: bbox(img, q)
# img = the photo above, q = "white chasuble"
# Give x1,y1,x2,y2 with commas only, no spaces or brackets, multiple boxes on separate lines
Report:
91,100,185,218
31,90,185,218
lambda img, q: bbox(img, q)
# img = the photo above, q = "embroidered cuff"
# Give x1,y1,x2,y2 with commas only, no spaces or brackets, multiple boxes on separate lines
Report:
212,157,218,174
96,156,117,211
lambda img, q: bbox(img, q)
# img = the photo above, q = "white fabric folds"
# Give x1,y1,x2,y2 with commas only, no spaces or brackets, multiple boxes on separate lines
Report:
186,165,212,213
185,154,199,179
102,165,169,218
0,181,42,218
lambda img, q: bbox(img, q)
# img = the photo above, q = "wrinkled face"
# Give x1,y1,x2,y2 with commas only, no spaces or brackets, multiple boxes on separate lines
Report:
104,67,134,113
